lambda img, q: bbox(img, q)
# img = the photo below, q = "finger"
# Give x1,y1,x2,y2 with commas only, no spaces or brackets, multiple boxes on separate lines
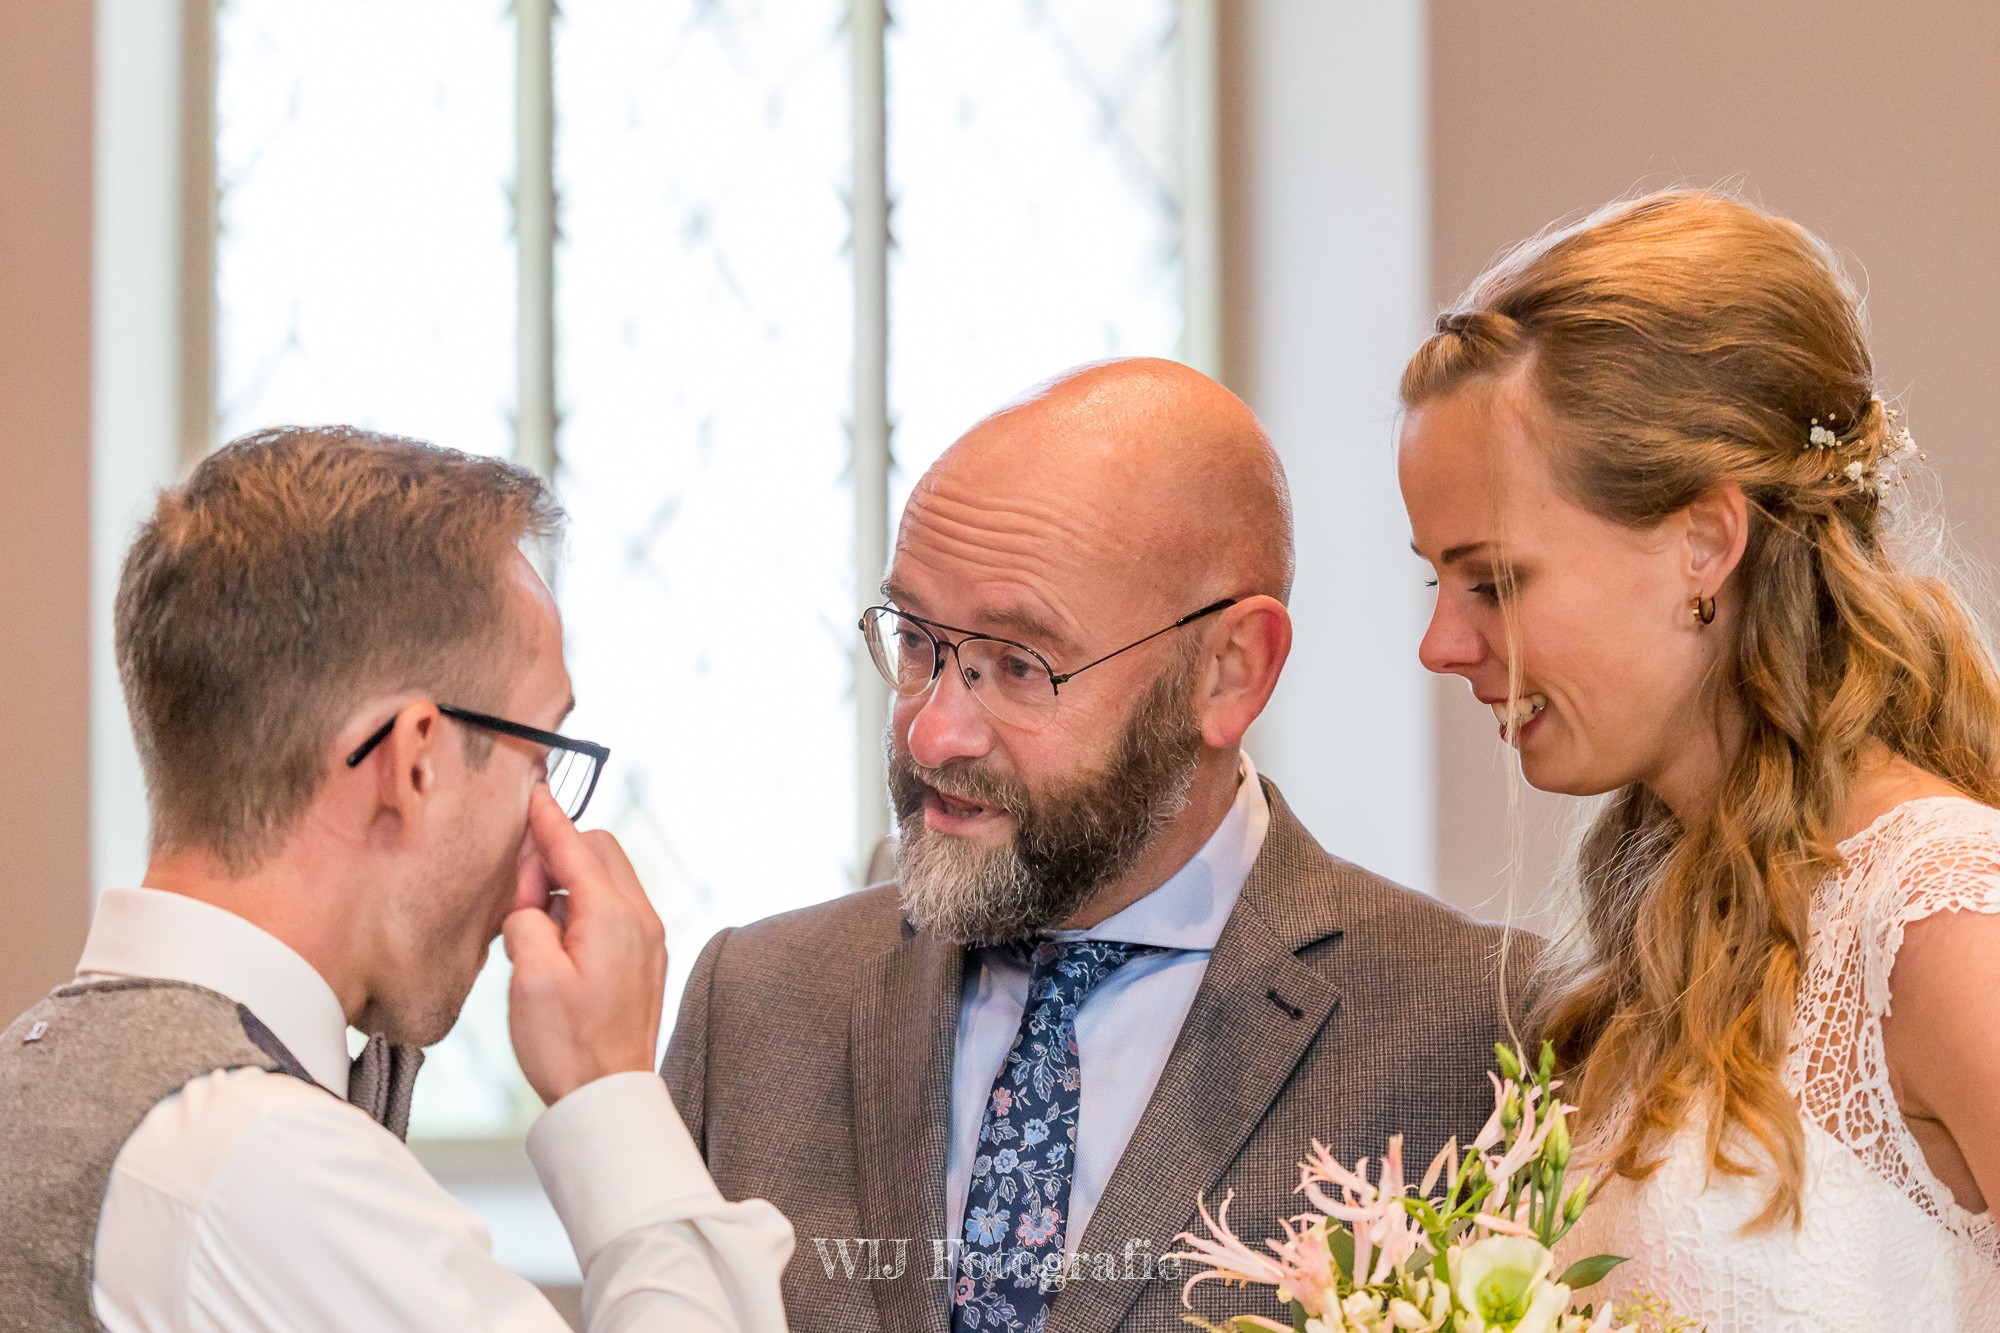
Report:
579,830,665,960
524,784,610,904
502,903,567,975
577,829,649,915
514,828,557,914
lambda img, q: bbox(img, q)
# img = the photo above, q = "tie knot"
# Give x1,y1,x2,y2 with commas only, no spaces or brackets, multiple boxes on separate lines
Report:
1025,938,1160,1012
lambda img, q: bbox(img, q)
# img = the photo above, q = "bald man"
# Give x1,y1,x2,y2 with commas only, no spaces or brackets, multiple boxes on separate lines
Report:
663,360,1525,1333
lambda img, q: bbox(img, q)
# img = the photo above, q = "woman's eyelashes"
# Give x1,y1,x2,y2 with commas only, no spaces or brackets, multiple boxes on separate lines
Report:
1423,575,1506,603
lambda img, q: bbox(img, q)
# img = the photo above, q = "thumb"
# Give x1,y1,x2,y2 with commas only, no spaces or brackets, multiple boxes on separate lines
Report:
503,904,569,974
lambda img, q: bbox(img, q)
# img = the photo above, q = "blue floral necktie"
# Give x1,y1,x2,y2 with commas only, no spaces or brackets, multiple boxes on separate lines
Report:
951,938,1161,1333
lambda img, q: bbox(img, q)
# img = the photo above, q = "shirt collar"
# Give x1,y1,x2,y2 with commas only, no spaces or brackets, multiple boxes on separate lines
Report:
75,886,353,1097
1057,752,1270,952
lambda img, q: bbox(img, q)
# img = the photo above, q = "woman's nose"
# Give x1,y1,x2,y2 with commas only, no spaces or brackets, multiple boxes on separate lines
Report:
1418,601,1488,678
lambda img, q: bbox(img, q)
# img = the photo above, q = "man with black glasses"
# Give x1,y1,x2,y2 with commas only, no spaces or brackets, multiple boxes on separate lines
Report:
0,428,790,1331
665,358,1532,1333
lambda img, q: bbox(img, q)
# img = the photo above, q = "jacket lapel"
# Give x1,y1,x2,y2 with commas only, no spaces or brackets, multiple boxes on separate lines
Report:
1056,783,1344,1333
852,919,964,1333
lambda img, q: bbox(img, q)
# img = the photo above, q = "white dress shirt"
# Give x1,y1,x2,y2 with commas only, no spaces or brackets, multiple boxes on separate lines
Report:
79,886,794,1332
945,754,1270,1251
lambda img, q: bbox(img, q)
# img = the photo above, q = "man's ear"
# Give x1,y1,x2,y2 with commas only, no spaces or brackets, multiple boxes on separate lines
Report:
362,700,446,848
1685,482,1750,601
1197,596,1292,750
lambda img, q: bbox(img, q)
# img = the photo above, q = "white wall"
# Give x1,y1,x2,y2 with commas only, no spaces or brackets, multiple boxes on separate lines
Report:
1219,0,1435,894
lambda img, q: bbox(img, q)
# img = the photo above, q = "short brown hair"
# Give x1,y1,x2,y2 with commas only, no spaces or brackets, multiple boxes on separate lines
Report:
115,426,565,871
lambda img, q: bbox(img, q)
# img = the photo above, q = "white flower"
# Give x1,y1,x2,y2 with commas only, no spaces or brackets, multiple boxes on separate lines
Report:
1450,1236,1572,1333
1387,1276,1452,1330
1808,424,1838,448
1844,460,1867,484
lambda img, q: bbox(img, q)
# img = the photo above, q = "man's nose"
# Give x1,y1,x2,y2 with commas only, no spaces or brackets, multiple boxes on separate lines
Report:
1417,602,1488,678
902,661,998,770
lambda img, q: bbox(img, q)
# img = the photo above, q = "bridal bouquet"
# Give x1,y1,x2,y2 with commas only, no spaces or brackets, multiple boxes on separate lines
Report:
1169,1043,1693,1333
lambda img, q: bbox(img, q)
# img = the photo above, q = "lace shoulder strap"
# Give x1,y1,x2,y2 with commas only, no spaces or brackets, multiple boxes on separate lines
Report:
1790,795,2000,1257
1840,796,2000,1018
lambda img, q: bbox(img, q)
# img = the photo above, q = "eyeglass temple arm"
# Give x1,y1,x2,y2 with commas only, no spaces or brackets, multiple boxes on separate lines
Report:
1048,598,1240,687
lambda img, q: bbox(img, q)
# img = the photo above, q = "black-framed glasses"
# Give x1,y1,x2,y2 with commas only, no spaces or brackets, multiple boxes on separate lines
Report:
345,704,611,821
859,598,1238,730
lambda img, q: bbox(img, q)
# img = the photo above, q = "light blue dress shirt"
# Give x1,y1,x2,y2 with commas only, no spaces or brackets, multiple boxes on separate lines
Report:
945,755,1271,1252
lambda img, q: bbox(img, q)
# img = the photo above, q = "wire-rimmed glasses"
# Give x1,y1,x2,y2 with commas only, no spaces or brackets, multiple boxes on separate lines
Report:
859,598,1237,730
345,704,610,821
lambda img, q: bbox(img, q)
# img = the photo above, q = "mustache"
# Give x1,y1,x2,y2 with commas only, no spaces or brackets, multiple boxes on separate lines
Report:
888,755,1032,823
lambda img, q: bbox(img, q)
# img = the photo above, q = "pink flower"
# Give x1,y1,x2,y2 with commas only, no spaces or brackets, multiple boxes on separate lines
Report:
1166,1190,1299,1304
991,1087,1012,1116
1017,1206,1061,1246
1298,1136,1432,1284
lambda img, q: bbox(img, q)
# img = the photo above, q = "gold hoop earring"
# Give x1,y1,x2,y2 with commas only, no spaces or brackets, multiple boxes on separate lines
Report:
1691,594,1716,626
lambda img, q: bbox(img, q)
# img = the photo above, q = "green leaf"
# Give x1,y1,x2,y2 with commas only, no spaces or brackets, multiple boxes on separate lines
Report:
1557,1253,1629,1290
1327,1227,1356,1282
1179,1317,1234,1333
1291,1299,1309,1333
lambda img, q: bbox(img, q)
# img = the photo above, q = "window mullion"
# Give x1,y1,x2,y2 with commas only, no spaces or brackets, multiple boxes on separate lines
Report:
515,0,557,481
852,0,891,874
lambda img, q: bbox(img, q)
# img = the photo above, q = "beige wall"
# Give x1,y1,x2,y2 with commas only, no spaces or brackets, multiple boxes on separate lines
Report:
0,0,94,1019
1426,0,2000,914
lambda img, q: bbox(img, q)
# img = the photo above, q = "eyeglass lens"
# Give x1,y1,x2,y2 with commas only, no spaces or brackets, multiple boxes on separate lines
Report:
863,608,1057,729
546,747,599,821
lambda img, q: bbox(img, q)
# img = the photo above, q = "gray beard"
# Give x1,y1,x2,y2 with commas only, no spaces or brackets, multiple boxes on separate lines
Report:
889,656,1203,946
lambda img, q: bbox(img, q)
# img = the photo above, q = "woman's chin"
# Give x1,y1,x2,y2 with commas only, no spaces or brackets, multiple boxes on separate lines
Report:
1520,757,1625,799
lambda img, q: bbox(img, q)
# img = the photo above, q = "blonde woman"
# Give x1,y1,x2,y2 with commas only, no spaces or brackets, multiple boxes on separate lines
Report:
1399,191,2000,1326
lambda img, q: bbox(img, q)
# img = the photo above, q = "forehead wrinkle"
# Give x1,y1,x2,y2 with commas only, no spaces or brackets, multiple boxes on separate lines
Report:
912,484,1124,554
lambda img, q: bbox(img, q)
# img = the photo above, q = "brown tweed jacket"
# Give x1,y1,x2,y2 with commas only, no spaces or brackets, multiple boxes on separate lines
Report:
663,779,1535,1333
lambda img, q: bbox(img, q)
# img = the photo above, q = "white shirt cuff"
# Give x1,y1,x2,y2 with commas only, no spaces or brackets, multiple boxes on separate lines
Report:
525,1071,723,1268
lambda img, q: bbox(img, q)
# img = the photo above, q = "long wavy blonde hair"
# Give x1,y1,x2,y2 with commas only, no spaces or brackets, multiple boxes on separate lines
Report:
1401,189,2000,1225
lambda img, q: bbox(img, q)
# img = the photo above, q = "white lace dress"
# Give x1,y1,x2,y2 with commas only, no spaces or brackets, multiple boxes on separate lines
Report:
1563,797,2000,1331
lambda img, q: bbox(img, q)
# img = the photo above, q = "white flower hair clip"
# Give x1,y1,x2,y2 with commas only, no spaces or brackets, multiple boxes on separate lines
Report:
1805,401,1924,500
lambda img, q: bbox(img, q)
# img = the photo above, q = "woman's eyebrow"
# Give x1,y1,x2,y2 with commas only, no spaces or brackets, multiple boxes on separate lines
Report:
1411,539,1495,566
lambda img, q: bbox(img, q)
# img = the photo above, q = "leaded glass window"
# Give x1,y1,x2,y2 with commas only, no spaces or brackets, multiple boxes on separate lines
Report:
211,0,1192,1141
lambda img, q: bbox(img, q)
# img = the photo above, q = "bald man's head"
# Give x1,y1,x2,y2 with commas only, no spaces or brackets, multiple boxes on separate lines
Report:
908,358,1293,613
880,359,1297,943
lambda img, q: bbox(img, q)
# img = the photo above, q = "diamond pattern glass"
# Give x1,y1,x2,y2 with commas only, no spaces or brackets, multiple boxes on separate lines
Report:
210,0,1187,1142
214,0,516,458
886,0,1185,509
553,0,858,1044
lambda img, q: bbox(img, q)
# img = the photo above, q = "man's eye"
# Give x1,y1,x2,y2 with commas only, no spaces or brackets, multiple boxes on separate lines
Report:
996,650,1041,682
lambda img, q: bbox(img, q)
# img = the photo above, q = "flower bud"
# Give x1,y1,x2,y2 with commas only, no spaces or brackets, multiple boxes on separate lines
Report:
1500,1090,1522,1132
1562,1177,1590,1224
1494,1043,1524,1082
1543,1110,1571,1170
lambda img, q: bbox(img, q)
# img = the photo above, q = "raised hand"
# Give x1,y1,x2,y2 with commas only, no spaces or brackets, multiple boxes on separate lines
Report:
503,784,668,1106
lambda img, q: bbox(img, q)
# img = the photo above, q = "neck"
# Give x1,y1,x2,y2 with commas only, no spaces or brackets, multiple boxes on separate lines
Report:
143,846,366,1023
1059,747,1242,929
1644,690,1746,828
